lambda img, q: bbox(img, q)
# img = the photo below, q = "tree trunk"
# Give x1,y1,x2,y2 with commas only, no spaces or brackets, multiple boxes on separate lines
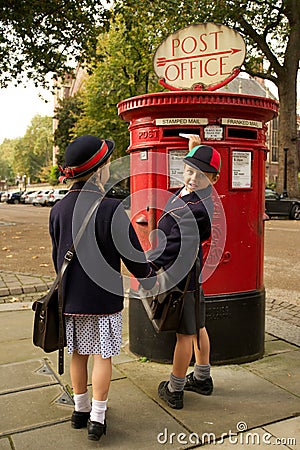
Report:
277,75,299,198
276,81,299,197
276,0,300,198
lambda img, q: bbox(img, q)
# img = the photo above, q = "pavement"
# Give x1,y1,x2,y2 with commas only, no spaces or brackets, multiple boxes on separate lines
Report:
0,270,299,449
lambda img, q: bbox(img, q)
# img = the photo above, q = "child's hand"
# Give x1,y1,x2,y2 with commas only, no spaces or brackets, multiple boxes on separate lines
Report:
188,135,201,151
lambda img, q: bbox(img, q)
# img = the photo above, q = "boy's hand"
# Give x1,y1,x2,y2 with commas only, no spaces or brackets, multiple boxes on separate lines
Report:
188,135,201,151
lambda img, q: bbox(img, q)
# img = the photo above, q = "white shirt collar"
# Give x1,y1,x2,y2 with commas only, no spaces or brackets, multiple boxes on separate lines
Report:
179,186,190,197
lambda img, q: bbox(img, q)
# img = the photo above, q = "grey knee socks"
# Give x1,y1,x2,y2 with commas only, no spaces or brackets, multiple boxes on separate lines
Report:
168,373,185,392
194,363,210,381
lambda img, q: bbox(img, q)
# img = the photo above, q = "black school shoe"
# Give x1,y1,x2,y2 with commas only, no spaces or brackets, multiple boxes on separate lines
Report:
87,419,107,441
71,411,90,429
184,372,214,395
158,381,183,409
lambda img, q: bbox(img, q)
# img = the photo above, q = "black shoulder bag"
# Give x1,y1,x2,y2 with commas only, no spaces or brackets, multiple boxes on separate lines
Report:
139,268,192,332
32,197,102,375
139,258,202,350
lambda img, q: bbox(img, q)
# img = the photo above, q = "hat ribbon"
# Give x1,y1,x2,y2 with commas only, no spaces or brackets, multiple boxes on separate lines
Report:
61,141,109,178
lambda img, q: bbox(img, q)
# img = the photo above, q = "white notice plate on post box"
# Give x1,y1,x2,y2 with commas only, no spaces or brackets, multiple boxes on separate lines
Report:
204,125,223,140
169,149,186,188
232,151,252,188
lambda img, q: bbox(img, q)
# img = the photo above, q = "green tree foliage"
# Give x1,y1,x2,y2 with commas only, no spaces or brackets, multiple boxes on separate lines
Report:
0,138,18,181
0,0,111,88
0,158,12,182
49,165,60,186
54,95,84,165
73,15,163,157
12,115,53,182
69,0,299,194
111,0,299,196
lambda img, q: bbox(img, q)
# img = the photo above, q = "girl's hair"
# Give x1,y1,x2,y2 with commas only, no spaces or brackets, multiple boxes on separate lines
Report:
70,159,110,192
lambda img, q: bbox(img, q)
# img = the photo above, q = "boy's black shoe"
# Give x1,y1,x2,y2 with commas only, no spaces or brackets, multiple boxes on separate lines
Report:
184,373,213,395
71,411,90,429
158,381,183,409
87,419,107,441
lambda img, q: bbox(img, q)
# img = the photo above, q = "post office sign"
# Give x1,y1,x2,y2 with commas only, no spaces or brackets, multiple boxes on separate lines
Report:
153,23,246,90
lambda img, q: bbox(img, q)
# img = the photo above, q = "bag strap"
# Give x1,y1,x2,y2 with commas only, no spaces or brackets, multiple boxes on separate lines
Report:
43,196,103,307
182,269,192,295
57,196,103,375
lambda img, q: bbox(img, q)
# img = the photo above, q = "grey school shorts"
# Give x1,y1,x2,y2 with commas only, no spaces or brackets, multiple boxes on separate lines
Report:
176,288,206,335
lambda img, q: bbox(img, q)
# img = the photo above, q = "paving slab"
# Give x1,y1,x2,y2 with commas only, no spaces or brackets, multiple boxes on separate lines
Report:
243,349,300,397
11,378,190,450
0,301,32,311
0,338,46,364
0,288,9,297
264,338,299,357
0,360,58,394
263,416,299,449
0,310,33,342
266,316,300,346
0,385,71,436
0,307,131,386
264,332,278,342
0,438,11,450
0,309,51,364
203,425,289,448
115,360,300,439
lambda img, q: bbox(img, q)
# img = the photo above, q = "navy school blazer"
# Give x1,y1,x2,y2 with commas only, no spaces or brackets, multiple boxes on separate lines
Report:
49,181,156,315
147,185,214,291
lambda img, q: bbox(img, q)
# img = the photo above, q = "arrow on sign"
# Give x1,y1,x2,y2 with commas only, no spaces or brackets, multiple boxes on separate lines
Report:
156,48,242,67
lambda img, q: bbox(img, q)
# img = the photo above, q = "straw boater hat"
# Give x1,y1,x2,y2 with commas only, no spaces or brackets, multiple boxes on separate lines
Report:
184,145,221,173
60,135,115,179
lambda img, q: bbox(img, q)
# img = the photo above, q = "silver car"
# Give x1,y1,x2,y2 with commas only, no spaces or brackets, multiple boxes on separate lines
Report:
32,190,53,206
46,188,69,206
24,191,42,204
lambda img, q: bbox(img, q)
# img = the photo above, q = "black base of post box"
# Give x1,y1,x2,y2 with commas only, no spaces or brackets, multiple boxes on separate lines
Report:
128,289,265,365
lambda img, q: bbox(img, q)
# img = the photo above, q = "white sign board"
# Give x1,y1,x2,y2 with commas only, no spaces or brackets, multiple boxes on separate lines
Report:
156,118,208,126
153,23,246,90
204,125,223,140
169,150,186,188
232,151,252,188
222,118,263,128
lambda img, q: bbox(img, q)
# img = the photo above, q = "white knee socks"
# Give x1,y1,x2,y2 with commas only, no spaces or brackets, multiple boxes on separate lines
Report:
73,391,91,413
90,398,108,424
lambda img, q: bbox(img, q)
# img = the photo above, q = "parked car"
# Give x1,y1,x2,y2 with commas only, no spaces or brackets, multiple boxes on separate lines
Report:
24,191,41,204
33,190,53,206
20,190,37,204
106,182,130,208
6,191,24,204
0,191,10,202
46,188,69,206
265,189,300,220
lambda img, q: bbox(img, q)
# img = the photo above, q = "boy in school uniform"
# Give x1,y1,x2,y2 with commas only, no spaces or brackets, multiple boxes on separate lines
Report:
148,136,221,409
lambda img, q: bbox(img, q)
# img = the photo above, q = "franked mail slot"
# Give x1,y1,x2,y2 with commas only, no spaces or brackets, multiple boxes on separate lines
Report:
227,128,257,140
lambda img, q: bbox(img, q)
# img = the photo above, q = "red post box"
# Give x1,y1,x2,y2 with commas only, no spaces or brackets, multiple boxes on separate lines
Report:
118,91,278,364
